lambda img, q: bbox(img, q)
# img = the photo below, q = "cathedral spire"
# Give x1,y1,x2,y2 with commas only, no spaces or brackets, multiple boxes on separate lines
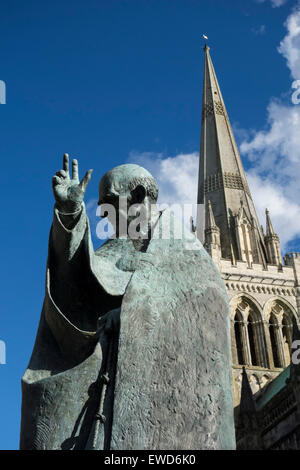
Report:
197,46,268,265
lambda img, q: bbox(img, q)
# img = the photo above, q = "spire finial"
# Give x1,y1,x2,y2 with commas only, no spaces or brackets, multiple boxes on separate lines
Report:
202,34,209,51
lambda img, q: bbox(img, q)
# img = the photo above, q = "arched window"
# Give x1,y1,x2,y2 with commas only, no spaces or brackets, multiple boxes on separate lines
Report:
267,301,297,369
234,311,244,365
232,297,267,368
269,313,281,368
248,313,258,366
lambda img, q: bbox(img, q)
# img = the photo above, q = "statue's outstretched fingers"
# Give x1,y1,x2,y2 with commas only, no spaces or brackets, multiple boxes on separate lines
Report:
52,175,61,187
72,159,79,182
63,154,69,177
56,170,67,178
80,169,93,191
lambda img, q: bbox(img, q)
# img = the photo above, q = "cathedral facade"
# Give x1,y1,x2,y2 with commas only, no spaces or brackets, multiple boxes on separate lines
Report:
196,45,300,449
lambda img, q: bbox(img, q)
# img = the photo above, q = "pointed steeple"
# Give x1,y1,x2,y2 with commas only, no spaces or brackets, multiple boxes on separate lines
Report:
264,209,282,266
265,209,275,236
206,200,216,228
197,46,268,265
204,200,221,263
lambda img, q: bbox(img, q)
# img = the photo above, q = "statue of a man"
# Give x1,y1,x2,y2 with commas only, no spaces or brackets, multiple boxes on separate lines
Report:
20,155,235,450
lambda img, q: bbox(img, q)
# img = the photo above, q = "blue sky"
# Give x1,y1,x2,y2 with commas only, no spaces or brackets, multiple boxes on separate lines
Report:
1,0,300,449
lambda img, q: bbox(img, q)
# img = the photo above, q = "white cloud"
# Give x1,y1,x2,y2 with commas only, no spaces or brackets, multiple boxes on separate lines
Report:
129,151,198,206
128,151,199,228
246,172,300,251
271,0,288,6
252,25,266,35
240,4,300,253
256,0,288,7
278,5,300,79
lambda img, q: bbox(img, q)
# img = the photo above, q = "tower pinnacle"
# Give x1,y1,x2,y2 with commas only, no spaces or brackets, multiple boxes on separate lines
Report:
206,200,216,228
264,208,282,265
265,209,275,236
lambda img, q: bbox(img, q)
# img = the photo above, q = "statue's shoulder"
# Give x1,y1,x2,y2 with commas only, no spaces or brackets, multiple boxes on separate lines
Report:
142,209,227,295
149,208,205,255
95,237,135,257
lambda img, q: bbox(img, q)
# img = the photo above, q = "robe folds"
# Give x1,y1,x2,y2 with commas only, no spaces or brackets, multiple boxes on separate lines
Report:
20,205,235,450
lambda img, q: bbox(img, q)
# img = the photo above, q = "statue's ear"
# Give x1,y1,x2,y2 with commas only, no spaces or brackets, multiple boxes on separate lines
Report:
131,184,146,204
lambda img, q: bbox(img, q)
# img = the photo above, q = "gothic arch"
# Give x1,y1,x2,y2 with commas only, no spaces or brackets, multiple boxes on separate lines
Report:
230,293,263,320
263,297,298,369
263,296,298,322
230,294,268,368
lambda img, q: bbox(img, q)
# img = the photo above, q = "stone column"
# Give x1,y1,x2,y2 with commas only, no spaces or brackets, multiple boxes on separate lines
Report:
263,320,274,369
275,322,286,368
243,321,252,366
256,320,269,368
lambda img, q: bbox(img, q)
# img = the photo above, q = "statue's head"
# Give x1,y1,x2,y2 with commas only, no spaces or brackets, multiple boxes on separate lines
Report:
98,164,159,238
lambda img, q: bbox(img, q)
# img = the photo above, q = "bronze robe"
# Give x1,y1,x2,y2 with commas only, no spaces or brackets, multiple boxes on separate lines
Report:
20,206,235,450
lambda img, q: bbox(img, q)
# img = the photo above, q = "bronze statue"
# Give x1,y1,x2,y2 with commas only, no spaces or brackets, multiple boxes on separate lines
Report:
20,154,235,450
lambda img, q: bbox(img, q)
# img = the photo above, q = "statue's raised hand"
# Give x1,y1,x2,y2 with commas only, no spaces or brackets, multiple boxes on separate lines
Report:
52,154,93,213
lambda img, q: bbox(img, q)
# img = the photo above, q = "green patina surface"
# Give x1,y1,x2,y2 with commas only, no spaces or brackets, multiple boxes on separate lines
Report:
20,160,236,450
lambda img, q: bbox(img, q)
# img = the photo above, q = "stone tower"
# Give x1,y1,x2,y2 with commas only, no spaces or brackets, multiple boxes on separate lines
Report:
196,45,300,413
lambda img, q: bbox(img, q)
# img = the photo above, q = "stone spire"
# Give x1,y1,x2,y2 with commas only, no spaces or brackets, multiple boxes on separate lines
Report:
204,200,221,263
206,199,216,228
197,45,268,265
265,209,275,236
265,209,282,266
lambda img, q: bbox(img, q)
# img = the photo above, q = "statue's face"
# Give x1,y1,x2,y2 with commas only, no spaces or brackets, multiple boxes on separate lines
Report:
98,164,157,238
98,167,142,237
98,173,128,233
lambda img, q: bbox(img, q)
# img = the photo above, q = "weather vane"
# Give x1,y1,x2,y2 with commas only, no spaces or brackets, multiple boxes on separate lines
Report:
202,34,208,45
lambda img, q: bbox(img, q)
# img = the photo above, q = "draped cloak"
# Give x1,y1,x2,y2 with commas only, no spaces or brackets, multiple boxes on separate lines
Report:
20,205,235,450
